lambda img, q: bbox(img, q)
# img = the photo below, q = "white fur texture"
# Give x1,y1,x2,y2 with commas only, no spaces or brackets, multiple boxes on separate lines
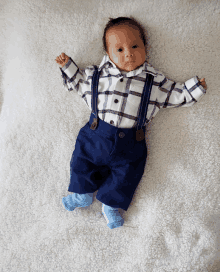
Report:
0,0,219,271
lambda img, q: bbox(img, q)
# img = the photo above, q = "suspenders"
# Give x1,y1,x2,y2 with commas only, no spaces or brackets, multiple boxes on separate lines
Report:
136,73,154,141
90,66,154,141
90,66,101,131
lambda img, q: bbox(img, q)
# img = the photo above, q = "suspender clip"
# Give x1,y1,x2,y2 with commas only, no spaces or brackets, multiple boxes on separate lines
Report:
90,118,98,130
136,129,145,141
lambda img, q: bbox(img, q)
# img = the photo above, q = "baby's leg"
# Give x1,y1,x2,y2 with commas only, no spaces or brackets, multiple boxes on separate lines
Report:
62,193,93,211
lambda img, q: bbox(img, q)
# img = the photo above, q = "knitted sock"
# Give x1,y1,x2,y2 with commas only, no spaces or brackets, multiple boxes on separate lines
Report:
102,204,124,229
62,193,93,211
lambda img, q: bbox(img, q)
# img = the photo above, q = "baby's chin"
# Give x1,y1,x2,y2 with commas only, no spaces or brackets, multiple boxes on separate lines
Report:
117,61,145,72
119,64,142,72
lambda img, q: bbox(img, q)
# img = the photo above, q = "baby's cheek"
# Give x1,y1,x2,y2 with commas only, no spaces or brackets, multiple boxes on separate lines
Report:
136,51,145,62
111,52,119,64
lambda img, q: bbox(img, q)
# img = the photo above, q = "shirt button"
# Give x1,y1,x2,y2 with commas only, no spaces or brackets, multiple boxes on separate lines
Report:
120,78,123,82
114,99,118,103
119,132,125,138
110,120,114,125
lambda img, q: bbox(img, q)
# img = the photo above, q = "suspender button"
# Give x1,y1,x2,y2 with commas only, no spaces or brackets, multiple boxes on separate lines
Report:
90,118,98,130
119,132,125,138
136,129,145,141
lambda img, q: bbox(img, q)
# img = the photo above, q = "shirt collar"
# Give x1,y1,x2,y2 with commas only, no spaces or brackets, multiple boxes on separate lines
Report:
98,54,149,77
98,54,116,70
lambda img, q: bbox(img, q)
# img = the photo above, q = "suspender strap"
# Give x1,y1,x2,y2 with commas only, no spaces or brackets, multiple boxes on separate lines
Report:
136,73,154,130
90,66,101,130
136,73,154,141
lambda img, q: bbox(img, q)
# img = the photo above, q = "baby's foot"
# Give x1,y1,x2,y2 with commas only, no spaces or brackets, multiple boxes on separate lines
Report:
102,204,124,229
62,193,93,211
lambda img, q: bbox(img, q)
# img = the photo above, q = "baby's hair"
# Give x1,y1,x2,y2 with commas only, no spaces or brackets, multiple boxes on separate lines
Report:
103,17,147,52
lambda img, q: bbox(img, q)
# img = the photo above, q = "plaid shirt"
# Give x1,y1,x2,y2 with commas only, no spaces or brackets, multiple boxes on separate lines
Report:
60,55,206,128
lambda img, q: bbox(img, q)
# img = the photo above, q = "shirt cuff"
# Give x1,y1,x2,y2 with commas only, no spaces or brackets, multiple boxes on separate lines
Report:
61,58,78,79
184,76,206,102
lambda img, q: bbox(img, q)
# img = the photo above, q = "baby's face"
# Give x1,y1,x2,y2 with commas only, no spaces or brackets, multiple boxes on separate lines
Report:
106,25,146,72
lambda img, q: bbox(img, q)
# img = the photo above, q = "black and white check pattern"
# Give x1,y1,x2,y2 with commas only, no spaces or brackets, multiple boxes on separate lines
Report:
60,55,206,128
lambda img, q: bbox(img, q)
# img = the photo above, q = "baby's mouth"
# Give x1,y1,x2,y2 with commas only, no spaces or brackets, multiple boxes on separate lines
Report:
126,60,135,65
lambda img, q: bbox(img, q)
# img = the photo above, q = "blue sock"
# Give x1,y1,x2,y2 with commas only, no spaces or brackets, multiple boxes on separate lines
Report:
62,193,93,211
102,204,124,229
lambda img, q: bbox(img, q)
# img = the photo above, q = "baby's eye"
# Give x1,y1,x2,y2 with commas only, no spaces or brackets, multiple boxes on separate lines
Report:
117,48,123,52
132,45,138,49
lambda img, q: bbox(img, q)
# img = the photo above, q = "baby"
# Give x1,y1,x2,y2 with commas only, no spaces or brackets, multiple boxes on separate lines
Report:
56,17,207,229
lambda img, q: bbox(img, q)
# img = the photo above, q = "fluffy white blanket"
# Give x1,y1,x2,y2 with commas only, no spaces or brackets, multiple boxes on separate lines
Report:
0,0,219,271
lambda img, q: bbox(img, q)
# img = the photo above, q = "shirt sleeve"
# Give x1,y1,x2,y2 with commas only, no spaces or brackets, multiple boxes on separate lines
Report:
59,58,96,104
156,73,206,109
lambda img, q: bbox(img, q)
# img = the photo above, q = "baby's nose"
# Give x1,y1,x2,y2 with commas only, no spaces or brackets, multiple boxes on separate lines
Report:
126,51,133,57
125,50,133,57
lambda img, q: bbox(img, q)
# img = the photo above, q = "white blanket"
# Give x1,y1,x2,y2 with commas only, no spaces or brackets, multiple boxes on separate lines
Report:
0,0,219,271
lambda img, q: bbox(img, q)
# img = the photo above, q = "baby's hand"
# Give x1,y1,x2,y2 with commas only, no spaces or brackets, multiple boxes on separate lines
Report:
199,78,207,90
55,53,70,68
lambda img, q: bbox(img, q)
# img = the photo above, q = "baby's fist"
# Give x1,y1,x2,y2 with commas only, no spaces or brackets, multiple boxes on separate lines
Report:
199,78,207,90
55,53,70,67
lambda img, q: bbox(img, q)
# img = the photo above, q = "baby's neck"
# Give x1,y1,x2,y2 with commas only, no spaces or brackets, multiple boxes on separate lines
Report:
120,70,127,76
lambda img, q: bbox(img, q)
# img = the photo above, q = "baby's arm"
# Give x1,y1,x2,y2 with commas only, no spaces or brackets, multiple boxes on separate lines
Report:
155,72,207,109
55,53,96,109
55,53,75,92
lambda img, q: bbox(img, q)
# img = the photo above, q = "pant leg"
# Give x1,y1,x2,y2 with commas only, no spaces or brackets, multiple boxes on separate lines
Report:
68,155,111,193
96,137,147,211
68,123,113,194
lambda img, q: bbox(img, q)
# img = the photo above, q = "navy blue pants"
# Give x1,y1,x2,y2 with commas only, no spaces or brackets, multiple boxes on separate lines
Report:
68,113,147,211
